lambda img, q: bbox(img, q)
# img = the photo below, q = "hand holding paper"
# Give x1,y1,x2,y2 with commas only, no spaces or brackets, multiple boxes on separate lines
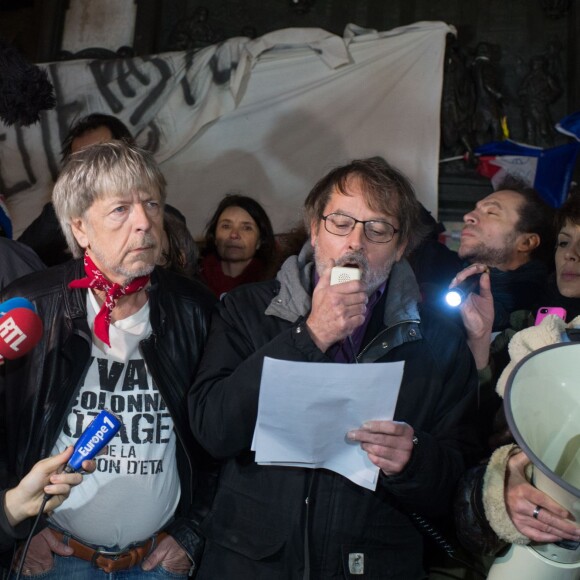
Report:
252,357,404,490
347,420,415,476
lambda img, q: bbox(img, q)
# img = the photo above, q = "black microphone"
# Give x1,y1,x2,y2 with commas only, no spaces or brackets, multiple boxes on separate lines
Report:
445,275,481,308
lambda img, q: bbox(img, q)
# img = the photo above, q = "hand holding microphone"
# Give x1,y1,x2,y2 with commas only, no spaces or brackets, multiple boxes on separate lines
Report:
307,261,367,353
7,410,122,525
13,411,122,580
4,447,92,527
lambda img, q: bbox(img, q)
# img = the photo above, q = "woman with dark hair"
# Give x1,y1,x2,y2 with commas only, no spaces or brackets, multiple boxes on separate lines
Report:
200,193,275,297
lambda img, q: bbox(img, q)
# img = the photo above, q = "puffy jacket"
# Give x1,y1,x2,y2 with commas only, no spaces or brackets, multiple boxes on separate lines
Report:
0,260,217,564
189,251,483,579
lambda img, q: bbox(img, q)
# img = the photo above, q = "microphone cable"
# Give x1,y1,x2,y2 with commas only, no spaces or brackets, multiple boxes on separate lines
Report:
13,494,49,580
410,512,487,579
10,410,121,579
347,332,485,578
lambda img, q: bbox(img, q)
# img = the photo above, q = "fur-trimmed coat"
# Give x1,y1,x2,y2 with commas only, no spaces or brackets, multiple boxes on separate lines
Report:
456,314,580,554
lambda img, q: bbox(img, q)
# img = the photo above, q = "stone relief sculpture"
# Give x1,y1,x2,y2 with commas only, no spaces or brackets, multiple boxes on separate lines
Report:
440,36,476,156
518,55,562,147
440,35,566,158
471,42,504,145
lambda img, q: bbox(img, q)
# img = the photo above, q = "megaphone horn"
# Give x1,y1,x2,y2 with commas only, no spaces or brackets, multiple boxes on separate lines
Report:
488,342,580,580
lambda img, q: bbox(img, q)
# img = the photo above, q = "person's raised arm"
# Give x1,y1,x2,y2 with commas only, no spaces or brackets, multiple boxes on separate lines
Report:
451,263,493,369
4,446,94,527
305,260,368,353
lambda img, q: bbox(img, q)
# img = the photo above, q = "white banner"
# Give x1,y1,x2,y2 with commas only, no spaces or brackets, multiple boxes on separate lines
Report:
0,22,452,238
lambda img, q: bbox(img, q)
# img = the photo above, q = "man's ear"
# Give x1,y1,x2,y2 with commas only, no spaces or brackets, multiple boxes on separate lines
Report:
517,232,540,255
70,217,89,250
395,240,408,262
310,218,319,247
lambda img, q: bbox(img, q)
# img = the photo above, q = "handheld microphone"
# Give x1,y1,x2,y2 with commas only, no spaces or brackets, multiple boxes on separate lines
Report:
22,411,122,580
0,297,36,316
64,410,123,473
330,267,361,286
0,307,43,360
445,275,481,308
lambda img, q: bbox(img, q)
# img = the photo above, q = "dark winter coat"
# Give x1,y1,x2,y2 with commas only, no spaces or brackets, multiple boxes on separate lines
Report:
189,249,482,579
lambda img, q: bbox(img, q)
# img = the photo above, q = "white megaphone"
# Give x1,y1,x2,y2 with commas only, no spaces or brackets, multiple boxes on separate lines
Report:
487,342,580,580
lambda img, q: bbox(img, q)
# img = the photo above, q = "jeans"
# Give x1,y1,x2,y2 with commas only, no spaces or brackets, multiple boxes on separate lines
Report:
10,554,188,579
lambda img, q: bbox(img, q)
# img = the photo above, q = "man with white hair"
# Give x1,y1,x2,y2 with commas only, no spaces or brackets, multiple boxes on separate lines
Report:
0,141,215,578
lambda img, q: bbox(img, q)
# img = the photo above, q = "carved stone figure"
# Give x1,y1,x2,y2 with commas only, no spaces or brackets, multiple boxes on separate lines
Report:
441,37,475,155
471,42,504,145
518,55,561,147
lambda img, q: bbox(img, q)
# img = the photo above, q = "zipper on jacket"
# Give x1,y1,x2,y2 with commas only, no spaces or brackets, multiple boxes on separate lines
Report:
302,471,316,580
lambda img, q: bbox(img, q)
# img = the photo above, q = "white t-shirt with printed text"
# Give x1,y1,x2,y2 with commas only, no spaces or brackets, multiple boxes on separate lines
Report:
50,290,180,548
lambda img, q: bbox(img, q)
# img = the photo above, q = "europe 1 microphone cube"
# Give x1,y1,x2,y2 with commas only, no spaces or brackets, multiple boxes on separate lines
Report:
64,410,123,472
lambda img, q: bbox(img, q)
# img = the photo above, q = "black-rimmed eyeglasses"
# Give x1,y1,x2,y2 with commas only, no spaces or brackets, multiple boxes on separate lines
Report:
321,213,399,244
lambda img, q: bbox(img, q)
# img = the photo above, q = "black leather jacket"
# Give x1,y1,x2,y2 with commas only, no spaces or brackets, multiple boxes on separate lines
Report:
0,260,217,564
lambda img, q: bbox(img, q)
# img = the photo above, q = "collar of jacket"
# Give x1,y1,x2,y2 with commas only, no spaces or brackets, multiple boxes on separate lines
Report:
265,241,422,329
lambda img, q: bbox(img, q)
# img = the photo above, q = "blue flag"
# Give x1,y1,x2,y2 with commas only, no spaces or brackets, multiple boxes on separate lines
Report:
474,139,580,208
556,111,580,142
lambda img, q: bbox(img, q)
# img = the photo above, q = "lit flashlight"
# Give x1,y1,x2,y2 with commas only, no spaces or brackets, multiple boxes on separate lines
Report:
445,275,481,308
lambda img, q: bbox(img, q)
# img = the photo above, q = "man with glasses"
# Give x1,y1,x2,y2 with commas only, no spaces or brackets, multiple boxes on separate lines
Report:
189,157,482,579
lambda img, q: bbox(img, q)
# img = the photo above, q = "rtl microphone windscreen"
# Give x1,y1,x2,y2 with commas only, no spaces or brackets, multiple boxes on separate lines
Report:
0,307,43,359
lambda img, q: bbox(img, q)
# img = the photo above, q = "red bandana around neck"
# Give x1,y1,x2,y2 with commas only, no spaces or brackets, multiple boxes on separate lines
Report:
68,253,150,347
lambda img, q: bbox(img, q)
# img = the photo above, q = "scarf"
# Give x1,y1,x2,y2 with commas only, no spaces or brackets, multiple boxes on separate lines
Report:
68,253,150,346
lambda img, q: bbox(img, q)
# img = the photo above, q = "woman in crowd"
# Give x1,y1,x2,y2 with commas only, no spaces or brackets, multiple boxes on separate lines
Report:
199,193,276,297
453,191,580,556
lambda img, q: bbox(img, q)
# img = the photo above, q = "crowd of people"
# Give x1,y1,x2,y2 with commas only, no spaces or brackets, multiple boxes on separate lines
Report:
0,112,579,579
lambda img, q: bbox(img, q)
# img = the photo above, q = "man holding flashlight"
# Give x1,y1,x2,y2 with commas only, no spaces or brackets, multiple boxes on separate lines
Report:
452,178,555,330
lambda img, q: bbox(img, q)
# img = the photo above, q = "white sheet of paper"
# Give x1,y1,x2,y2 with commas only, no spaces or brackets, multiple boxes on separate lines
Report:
251,357,404,491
